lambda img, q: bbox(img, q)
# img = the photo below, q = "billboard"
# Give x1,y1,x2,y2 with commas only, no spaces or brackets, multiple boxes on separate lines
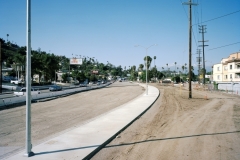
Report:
92,70,99,74
70,58,82,65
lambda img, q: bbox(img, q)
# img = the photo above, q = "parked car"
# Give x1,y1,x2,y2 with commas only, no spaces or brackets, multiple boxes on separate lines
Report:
79,83,88,87
10,79,24,85
14,87,41,96
49,85,62,91
2,76,11,82
89,81,93,85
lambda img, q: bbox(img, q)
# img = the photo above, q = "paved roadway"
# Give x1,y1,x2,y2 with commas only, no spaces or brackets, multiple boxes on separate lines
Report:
5,83,159,160
0,84,100,99
0,81,145,159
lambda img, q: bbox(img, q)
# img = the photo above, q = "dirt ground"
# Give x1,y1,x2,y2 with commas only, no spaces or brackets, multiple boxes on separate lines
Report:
92,83,240,160
0,82,143,159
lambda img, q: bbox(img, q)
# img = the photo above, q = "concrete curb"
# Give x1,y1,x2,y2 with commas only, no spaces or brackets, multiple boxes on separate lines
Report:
83,84,160,159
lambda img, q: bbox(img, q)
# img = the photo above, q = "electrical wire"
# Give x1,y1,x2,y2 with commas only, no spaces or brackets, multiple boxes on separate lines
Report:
208,42,240,51
192,9,240,26
179,0,198,48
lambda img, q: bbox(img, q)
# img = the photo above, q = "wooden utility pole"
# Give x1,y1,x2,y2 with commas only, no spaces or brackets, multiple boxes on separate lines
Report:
196,49,202,83
183,0,197,98
199,25,208,85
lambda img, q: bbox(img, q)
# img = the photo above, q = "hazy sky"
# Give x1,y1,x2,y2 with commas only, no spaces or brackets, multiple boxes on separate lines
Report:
1,0,239,72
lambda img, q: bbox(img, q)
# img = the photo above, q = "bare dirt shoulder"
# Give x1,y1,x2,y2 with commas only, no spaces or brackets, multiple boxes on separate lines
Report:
93,84,240,160
0,82,144,159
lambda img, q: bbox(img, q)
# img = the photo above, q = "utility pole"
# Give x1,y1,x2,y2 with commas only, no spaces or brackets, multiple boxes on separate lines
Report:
199,25,208,85
183,0,197,98
196,49,202,83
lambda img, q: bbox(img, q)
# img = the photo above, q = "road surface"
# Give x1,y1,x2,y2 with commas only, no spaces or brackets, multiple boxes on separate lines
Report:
0,81,143,159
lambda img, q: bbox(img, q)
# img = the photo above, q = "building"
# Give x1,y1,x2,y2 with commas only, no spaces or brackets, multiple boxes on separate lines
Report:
213,52,240,83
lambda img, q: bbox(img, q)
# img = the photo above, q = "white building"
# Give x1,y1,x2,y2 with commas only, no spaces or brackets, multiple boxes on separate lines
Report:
213,52,240,83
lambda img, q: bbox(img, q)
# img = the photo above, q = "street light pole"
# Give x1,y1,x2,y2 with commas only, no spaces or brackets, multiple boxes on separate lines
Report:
25,0,34,157
135,44,157,95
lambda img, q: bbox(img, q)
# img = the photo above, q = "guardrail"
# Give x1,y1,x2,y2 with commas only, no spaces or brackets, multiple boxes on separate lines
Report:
0,82,111,109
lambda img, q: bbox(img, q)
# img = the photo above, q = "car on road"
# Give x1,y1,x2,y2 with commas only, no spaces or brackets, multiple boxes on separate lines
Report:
89,81,93,85
2,76,11,82
49,85,62,91
10,79,24,85
97,81,101,85
14,87,41,96
79,83,88,87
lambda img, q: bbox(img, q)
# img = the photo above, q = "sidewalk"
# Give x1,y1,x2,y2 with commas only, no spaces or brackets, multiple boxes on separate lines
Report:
6,84,159,160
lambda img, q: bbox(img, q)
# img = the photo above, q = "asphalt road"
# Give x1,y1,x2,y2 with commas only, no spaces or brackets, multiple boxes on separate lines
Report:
0,84,98,99
0,81,143,159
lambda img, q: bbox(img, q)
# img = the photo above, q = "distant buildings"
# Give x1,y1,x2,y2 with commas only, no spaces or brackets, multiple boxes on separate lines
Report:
213,52,240,82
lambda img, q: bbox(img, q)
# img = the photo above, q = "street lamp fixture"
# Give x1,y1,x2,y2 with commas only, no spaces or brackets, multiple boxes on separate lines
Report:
135,44,157,95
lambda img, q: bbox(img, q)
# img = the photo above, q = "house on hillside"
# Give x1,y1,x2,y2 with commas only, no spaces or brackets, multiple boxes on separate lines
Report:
213,52,240,83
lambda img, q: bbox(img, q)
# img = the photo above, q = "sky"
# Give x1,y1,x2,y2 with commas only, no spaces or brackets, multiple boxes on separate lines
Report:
1,0,240,73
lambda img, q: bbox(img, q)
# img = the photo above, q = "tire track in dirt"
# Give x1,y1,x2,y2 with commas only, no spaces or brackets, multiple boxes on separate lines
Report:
92,84,240,160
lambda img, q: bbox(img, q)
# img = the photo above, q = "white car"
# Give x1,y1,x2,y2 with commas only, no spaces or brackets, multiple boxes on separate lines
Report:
89,82,93,85
14,87,41,96
10,79,24,85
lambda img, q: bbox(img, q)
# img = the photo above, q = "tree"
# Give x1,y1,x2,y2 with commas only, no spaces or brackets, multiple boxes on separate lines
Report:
150,67,158,82
61,73,68,83
174,62,177,76
130,65,137,81
182,65,185,73
166,63,168,77
138,64,144,71
144,56,152,69
154,56,156,68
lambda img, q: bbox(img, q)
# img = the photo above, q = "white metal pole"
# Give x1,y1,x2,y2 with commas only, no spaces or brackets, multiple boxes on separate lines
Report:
146,48,148,95
25,0,34,157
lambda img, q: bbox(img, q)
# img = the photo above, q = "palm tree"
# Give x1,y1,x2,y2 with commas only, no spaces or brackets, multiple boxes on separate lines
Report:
166,63,168,77
154,56,156,68
174,62,177,76
144,56,152,69
7,34,9,42
139,64,144,71
191,66,194,71
184,63,187,75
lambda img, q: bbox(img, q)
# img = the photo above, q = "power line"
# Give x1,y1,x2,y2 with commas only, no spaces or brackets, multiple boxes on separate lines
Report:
208,42,240,51
193,9,240,26
180,0,198,48
179,0,188,18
